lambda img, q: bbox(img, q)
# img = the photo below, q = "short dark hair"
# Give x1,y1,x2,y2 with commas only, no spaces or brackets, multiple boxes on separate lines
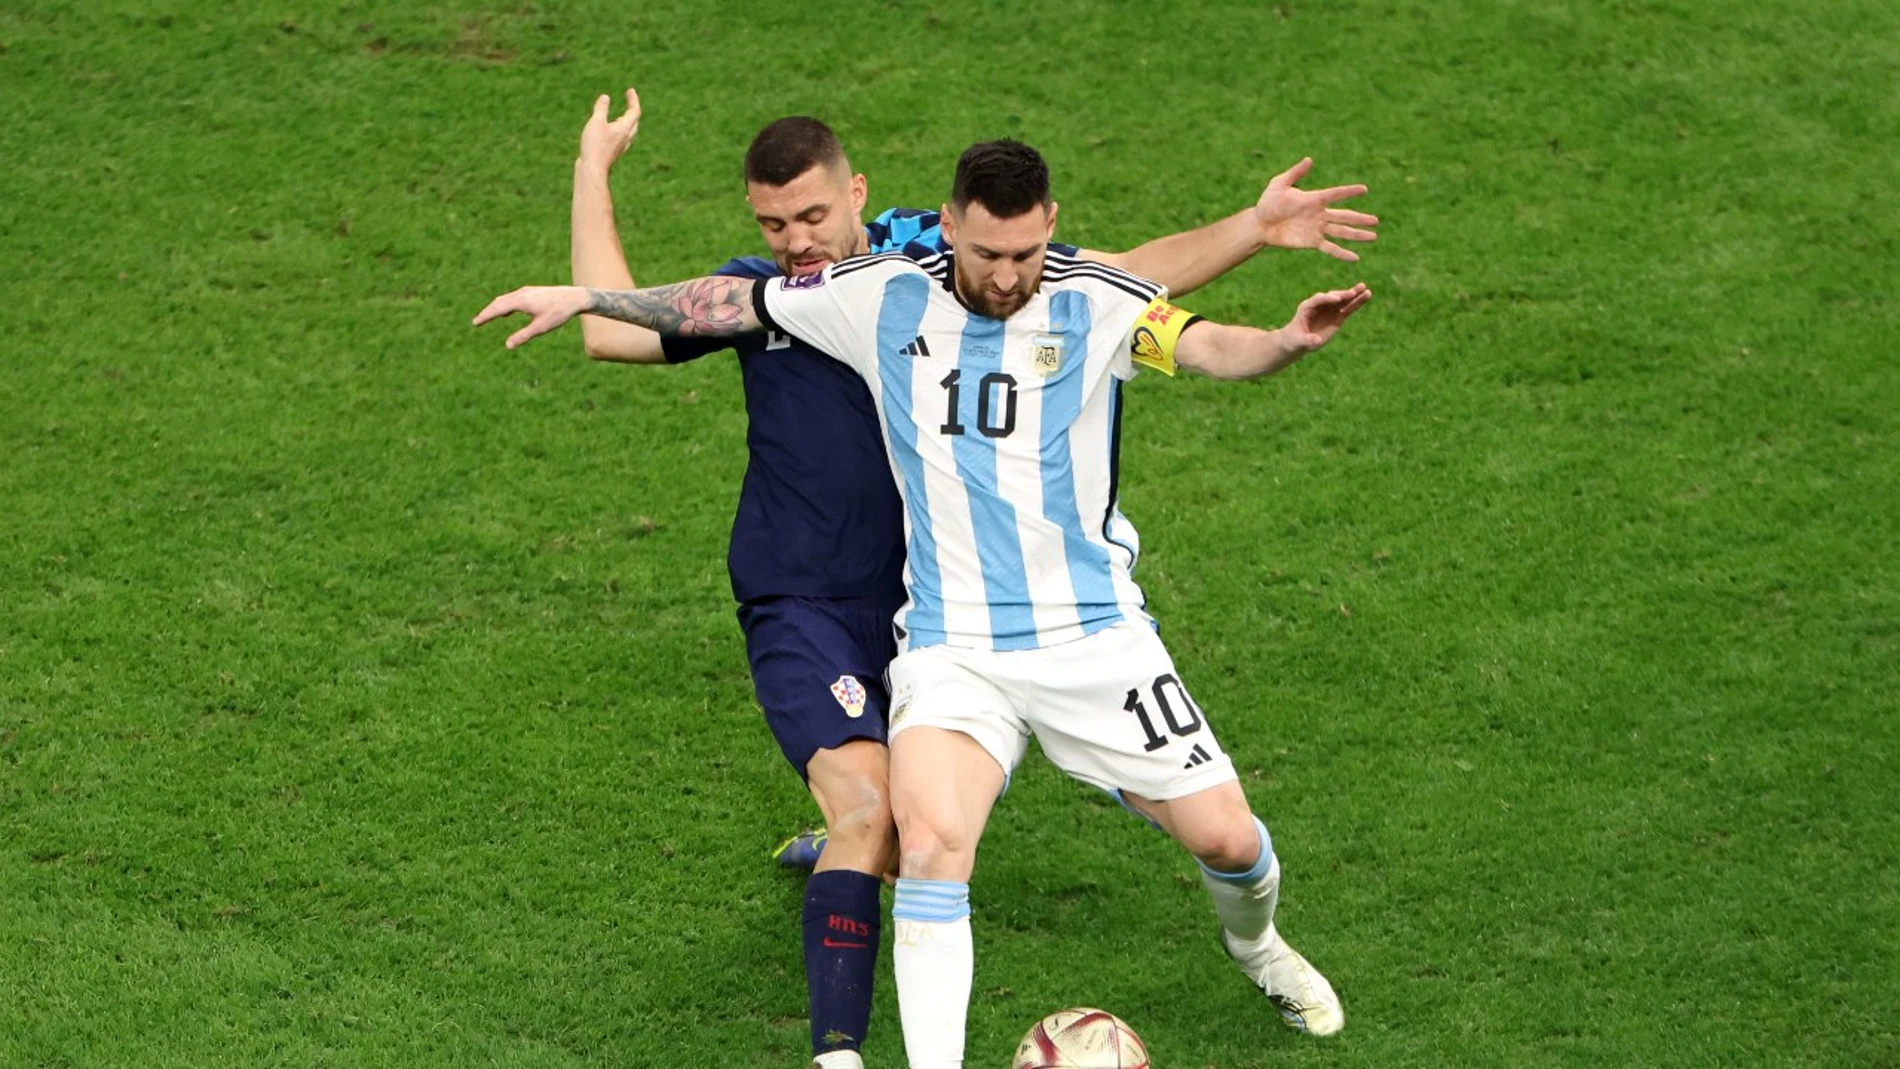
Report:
743,117,847,186
951,139,1051,218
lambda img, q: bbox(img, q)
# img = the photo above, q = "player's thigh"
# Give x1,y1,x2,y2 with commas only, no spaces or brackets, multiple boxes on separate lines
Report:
736,596,893,781
1122,779,1261,870
1029,622,1239,803
805,738,891,830
889,726,1007,879
886,646,1023,863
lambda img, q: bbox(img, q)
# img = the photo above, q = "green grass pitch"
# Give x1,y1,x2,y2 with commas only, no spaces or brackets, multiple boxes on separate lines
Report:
4,1,1897,1066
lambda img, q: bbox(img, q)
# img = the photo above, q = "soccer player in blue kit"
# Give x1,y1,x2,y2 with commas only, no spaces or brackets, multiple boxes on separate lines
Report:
562,92,1377,1068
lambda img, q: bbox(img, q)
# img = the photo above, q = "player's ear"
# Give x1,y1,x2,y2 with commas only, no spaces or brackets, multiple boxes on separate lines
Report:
1045,201,1059,239
940,204,958,243
850,172,867,214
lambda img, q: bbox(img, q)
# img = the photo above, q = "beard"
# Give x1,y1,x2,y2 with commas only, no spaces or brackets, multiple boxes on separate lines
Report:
954,260,1039,319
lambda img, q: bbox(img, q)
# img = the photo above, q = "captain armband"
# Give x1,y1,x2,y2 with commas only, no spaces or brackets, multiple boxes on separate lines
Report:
1128,298,1204,376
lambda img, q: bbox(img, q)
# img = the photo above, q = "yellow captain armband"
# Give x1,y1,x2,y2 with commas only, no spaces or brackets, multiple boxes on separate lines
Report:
1128,298,1203,376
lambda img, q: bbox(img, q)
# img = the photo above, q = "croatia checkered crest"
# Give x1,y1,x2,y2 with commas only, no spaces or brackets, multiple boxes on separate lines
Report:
1011,1008,1150,1069
829,674,867,719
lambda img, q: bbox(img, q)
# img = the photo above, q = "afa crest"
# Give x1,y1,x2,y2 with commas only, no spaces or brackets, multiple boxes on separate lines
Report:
830,675,868,719
1030,332,1064,377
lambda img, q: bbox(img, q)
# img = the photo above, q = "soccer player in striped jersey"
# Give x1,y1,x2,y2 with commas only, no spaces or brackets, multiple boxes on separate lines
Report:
565,90,1377,1069
481,138,1372,1065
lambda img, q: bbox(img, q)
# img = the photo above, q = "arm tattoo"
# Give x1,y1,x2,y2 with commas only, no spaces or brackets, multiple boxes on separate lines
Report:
584,277,757,337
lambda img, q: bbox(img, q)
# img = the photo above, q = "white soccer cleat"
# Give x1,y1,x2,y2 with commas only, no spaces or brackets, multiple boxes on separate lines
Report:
1221,925,1345,1037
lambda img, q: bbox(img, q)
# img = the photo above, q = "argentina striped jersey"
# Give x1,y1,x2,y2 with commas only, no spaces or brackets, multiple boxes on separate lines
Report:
754,249,1167,653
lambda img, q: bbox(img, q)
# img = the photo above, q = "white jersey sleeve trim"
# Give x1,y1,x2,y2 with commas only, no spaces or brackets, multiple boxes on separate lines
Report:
755,254,921,375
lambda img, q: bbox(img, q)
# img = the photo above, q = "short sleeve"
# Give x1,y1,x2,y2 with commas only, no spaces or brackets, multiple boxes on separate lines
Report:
753,253,915,376
661,333,733,364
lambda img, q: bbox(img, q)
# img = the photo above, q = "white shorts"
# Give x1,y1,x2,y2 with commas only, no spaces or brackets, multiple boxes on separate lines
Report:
886,621,1237,801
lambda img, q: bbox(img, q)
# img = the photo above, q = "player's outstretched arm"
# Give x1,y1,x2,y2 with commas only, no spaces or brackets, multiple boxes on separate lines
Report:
474,277,765,351
572,88,668,364
1174,283,1372,380
1084,158,1379,298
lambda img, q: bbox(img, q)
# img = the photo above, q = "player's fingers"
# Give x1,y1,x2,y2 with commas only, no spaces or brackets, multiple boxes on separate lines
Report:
1316,240,1359,263
505,316,557,350
1313,283,1368,308
1300,289,1347,315
471,292,523,327
1275,156,1314,186
625,87,641,117
1335,288,1373,321
1325,223,1378,243
591,94,609,121
1327,207,1380,226
1317,183,1369,203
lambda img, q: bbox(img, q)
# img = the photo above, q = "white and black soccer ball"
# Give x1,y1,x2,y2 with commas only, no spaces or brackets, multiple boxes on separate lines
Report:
1011,1007,1150,1069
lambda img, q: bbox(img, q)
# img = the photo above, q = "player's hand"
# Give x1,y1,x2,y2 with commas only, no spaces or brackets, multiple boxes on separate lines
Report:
578,88,641,174
1281,283,1372,354
1255,158,1379,262
472,286,592,350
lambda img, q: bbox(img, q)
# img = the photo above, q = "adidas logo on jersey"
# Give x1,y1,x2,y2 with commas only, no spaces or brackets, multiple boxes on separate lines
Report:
1183,744,1215,769
898,335,932,358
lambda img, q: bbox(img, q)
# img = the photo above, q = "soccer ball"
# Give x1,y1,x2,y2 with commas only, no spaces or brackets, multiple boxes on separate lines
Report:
1011,1008,1150,1069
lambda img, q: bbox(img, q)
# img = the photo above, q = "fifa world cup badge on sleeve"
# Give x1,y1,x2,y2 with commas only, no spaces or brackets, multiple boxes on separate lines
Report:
784,271,826,290
1030,333,1064,377
830,675,868,719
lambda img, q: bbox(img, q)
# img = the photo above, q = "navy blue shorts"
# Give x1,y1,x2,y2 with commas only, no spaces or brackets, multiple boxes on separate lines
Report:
737,594,902,778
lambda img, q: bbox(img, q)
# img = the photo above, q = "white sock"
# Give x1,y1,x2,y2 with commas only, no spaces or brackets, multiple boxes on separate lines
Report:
812,1051,864,1069
1199,817,1280,945
892,879,972,1069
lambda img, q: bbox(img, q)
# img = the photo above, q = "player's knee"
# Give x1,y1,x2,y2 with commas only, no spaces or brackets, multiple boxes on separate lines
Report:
824,779,895,850
1184,818,1264,873
892,810,975,879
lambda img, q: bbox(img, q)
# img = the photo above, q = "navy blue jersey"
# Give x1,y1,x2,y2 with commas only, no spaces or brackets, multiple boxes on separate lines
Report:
865,207,944,257
660,208,1076,604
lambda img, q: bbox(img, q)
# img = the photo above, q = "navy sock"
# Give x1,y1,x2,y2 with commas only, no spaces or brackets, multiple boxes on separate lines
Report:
801,869,881,1055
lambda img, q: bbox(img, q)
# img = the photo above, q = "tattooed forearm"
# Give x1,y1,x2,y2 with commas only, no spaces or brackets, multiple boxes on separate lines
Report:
584,277,759,337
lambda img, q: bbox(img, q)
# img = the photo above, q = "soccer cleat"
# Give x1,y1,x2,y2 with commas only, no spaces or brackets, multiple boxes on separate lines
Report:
1221,925,1345,1036
771,828,828,869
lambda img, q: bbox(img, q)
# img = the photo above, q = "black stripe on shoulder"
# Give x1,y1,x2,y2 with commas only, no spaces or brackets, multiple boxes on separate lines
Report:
831,251,915,279
1042,255,1164,294
1042,265,1164,302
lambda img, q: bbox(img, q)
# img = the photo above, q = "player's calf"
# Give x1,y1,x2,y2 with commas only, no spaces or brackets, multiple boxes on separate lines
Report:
1195,820,1345,1037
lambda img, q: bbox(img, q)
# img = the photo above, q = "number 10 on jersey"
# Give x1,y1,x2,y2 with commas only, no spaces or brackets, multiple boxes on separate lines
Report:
940,369,1019,439
1125,673,1204,752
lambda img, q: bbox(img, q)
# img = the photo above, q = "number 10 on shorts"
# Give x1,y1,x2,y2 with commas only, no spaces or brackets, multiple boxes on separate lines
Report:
1123,673,1204,752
